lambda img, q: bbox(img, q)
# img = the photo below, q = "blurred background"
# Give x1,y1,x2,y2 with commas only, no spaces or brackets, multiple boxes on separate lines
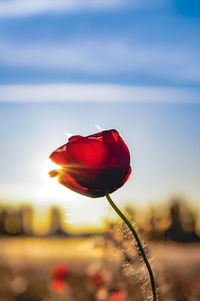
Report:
0,0,200,300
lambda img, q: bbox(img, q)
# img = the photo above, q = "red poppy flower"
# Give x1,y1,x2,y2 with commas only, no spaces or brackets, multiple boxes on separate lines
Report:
89,272,104,288
49,129,131,198
51,264,69,292
51,279,66,292
108,291,126,301
52,264,69,279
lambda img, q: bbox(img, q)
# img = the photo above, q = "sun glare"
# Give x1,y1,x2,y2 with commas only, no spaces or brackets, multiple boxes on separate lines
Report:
40,159,60,182
36,159,78,207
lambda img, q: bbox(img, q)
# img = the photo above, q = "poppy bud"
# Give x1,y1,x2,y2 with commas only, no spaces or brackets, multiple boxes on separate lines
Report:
49,129,131,198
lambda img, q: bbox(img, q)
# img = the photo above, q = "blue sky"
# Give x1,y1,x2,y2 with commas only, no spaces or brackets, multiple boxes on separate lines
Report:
0,0,200,90
0,0,200,228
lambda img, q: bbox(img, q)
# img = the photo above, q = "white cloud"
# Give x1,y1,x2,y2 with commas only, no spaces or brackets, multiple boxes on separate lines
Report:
0,83,199,103
1,39,200,83
0,0,166,18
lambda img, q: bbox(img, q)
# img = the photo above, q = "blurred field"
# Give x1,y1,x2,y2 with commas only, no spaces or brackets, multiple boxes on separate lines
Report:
0,237,200,301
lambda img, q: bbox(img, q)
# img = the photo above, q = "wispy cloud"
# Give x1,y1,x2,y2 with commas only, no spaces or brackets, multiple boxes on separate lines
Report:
1,39,200,83
0,0,167,18
0,83,199,103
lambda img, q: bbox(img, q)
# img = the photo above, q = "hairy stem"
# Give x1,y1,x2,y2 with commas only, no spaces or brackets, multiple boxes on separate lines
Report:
106,194,157,301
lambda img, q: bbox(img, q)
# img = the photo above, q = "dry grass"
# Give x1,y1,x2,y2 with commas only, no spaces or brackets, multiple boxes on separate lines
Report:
0,237,200,300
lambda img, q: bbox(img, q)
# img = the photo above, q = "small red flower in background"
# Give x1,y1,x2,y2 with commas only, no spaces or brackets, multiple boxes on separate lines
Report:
51,279,66,292
49,129,131,198
51,264,69,292
89,272,104,289
108,291,126,301
52,264,69,278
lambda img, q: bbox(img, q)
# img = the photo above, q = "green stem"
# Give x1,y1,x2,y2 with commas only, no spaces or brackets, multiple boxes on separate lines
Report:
106,194,157,301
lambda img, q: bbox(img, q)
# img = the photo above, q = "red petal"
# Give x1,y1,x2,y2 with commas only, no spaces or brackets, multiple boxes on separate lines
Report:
50,137,106,168
102,130,130,172
50,143,69,165
58,170,106,198
58,169,89,195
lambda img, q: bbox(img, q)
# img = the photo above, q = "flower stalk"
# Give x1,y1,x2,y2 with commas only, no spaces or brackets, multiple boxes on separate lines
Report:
105,194,157,301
